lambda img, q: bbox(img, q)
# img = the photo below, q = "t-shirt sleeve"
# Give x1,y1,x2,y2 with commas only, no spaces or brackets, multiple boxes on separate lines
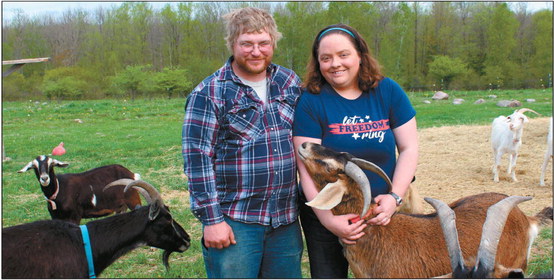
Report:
387,78,416,129
293,92,323,138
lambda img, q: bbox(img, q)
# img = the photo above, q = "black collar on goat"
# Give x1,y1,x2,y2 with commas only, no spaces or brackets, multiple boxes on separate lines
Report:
2,180,190,279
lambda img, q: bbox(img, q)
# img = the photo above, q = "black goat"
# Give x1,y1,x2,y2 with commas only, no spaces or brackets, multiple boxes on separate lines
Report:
18,155,143,224
2,179,191,279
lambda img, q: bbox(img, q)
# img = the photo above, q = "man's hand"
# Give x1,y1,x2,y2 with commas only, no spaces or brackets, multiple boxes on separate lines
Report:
203,221,237,249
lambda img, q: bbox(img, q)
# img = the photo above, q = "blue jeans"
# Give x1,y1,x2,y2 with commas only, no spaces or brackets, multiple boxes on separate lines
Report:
202,216,303,278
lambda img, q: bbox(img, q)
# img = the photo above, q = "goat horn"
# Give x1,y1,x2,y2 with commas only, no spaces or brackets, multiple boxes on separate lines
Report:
344,161,372,217
473,196,532,275
104,179,157,204
104,178,134,190
350,158,393,192
424,197,465,274
516,108,541,116
124,180,163,205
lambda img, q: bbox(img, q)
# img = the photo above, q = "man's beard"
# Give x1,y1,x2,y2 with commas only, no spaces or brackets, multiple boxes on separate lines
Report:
235,56,271,75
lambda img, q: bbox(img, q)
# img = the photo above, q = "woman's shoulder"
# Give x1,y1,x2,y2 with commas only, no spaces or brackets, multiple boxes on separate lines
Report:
376,77,397,88
297,87,333,112
300,87,328,100
373,77,404,94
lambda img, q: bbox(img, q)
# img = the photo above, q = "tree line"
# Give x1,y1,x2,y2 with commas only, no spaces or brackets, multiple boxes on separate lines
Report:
2,2,552,101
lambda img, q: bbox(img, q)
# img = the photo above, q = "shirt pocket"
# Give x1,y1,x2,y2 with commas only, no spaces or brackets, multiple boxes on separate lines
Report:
226,103,262,142
276,94,298,130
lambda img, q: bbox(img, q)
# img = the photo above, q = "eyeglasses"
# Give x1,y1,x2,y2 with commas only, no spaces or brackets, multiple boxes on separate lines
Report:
238,41,272,53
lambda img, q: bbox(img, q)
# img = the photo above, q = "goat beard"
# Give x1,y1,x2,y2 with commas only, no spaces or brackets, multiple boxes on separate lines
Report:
162,250,173,270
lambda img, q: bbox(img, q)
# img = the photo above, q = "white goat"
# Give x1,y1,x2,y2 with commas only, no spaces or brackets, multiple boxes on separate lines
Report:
540,118,553,186
491,108,540,182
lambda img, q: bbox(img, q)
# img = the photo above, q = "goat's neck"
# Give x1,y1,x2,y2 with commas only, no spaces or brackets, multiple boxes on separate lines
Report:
85,207,150,275
329,177,368,217
512,128,523,144
41,171,59,199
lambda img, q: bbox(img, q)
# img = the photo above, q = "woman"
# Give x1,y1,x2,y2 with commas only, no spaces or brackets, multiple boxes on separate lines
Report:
293,23,418,278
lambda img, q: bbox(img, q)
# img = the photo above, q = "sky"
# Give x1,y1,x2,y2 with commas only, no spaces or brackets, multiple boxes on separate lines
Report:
2,1,553,23
2,1,176,22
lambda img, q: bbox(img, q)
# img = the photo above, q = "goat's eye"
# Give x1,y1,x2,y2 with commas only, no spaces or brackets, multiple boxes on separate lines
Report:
315,159,326,165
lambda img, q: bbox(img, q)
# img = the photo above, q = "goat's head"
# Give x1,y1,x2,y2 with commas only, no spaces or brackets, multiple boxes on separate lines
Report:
297,142,392,218
104,179,191,269
425,195,531,278
18,155,69,186
506,108,540,132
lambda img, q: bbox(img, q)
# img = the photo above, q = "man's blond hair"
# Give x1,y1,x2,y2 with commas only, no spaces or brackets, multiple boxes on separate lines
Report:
223,7,282,53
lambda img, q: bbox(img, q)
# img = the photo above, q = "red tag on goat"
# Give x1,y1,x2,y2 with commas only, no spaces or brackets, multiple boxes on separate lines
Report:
348,216,361,224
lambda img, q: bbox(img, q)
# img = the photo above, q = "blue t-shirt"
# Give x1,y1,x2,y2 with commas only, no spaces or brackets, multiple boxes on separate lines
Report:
293,78,416,197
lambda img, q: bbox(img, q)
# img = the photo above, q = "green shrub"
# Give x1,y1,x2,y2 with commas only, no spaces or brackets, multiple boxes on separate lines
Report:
152,67,193,99
41,77,85,101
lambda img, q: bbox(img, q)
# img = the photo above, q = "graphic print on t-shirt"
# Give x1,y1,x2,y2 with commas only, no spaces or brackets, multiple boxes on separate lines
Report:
328,115,389,142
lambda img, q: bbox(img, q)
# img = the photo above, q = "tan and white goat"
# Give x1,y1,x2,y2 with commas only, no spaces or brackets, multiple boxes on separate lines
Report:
297,142,552,278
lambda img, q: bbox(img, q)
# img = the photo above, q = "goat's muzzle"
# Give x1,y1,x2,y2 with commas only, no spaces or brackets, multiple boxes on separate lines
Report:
40,175,50,186
297,142,309,160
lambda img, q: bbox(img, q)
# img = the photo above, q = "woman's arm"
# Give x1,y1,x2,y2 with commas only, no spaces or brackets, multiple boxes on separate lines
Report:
367,117,418,226
294,136,367,244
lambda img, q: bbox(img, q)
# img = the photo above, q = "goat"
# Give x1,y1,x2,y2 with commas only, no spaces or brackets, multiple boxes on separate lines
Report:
2,179,191,279
491,108,540,182
428,196,553,279
297,142,552,278
426,195,529,278
18,155,143,224
540,118,553,187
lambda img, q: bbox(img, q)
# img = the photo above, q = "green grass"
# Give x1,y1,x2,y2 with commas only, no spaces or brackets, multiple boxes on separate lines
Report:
408,88,552,128
527,227,554,278
2,88,552,278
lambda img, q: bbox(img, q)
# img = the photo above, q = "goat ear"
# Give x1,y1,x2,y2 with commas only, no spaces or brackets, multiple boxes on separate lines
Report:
306,181,346,210
52,159,69,168
18,161,35,173
148,200,162,220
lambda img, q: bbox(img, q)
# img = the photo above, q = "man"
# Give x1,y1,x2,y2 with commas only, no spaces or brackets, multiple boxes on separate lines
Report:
182,7,303,278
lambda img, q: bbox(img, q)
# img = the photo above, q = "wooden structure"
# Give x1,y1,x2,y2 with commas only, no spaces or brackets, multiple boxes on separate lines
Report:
2,57,51,161
3,57,50,77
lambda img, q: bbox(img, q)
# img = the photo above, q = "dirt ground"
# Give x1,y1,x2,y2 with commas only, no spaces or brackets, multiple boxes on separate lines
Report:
414,117,553,216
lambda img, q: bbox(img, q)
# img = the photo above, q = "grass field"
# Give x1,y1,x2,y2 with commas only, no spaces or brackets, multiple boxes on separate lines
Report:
2,88,552,278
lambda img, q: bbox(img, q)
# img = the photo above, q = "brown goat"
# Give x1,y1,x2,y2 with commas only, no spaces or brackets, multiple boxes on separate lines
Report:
427,196,528,278
19,155,142,224
298,142,550,278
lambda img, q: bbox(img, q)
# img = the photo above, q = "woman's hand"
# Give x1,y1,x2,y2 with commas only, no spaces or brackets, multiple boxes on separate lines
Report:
319,213,368,245
367,194,397,226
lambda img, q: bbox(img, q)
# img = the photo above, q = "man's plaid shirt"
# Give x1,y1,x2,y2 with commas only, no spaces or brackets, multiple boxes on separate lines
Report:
182,57,302,228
